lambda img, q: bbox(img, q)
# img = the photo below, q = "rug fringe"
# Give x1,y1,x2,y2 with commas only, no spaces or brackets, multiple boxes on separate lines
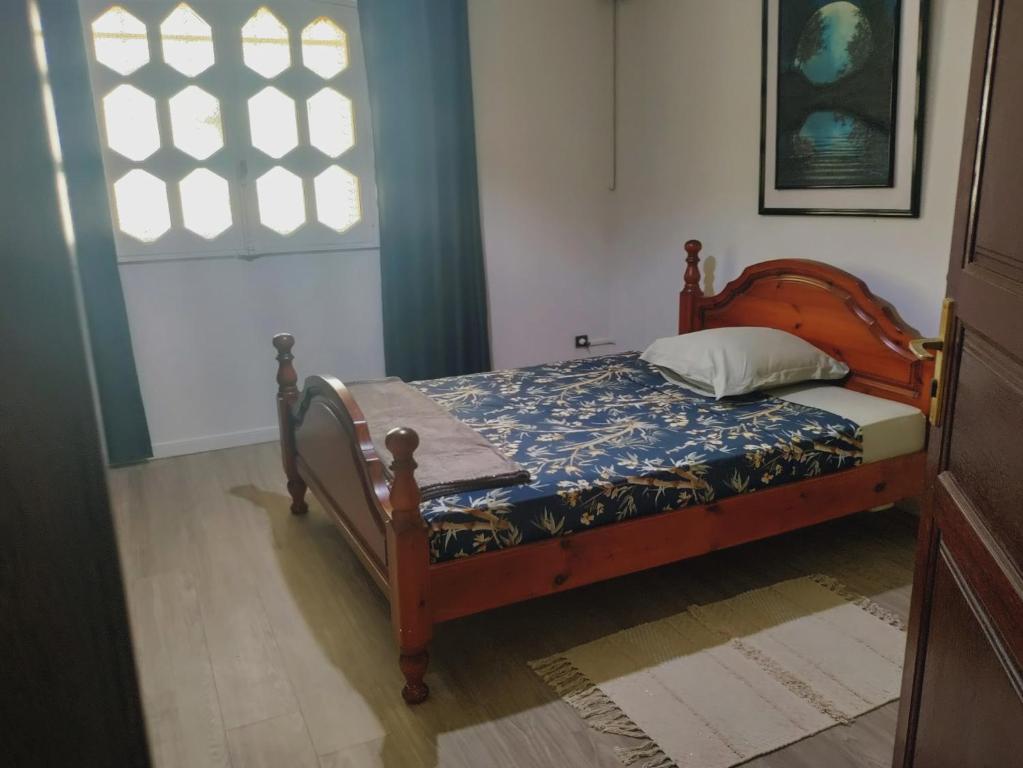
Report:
527,655,589,696
616,740,677,768
528,655,657,741
808,573,906,630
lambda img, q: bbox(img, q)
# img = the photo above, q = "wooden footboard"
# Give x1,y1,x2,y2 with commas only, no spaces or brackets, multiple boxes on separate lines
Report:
291,374,390,586
272,334,433,703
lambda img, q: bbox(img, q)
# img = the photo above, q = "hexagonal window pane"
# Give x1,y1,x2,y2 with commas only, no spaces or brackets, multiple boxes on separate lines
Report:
114,170,170,242
301,18,348,79
92,6,149,75
180,169,231,239
169,86,223,160
161,3,214,77
248,86,297,159
307,88,354,158
314,166,361,232
102,85,160,161
256,167,305,234
242,7,290,78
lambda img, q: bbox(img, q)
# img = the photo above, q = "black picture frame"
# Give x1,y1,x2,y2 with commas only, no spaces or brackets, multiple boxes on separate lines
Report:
758,0,931,217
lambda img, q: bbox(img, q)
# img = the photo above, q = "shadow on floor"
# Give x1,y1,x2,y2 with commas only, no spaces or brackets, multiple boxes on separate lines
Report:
229,481,917,768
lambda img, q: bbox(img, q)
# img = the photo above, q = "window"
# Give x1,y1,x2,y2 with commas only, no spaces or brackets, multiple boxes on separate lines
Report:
81,0,378,262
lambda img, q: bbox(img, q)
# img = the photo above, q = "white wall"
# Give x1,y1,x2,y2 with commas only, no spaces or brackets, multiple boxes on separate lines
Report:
120,250,386,457
468,0,617,369
607,0,978,352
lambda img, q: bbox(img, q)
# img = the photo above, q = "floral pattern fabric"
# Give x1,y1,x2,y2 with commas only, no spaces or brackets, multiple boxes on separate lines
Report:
411,353,863,564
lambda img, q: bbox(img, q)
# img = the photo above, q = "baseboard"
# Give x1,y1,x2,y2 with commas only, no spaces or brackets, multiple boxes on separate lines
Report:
151,425,279,459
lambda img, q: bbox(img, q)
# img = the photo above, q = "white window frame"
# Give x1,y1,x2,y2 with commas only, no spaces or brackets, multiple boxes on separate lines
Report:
80,0,379,263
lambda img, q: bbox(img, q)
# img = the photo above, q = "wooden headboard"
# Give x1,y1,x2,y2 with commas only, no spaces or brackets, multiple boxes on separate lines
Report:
677,240,935,413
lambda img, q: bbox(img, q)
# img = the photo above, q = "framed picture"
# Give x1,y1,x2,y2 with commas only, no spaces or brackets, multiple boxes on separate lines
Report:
759,0,930,217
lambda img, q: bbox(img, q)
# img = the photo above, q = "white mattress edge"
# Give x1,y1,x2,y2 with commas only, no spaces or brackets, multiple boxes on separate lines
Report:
770,383,926,464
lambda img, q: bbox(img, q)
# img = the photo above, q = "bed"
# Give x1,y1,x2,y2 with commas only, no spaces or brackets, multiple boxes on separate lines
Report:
271,241,937,704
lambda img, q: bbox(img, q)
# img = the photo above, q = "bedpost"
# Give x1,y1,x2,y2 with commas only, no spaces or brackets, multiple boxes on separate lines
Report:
678,239,704,334
385,427,432,705
272,333,308,515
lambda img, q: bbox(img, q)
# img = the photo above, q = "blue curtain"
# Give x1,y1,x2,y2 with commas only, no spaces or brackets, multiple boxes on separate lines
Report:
359,0,492,382
37,1,152,465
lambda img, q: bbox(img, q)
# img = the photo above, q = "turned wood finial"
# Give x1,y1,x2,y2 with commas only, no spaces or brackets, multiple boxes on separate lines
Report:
272,332,308,514
683,240,703,292
273,333,299,403
679,240,704,334
386,426,420,462
386,427,421,530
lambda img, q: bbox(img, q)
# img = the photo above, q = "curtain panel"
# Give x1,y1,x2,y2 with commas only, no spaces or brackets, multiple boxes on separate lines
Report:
360,0,492,382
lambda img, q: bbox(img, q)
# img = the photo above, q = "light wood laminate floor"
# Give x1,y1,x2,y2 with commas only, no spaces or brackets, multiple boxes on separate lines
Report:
110,441,918,768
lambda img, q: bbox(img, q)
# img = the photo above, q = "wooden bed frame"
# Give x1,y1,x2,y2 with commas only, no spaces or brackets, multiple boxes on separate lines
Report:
271,240,936,704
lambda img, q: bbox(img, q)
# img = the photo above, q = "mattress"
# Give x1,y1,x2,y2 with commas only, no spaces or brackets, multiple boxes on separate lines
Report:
770,383,926,464
411,353,891,563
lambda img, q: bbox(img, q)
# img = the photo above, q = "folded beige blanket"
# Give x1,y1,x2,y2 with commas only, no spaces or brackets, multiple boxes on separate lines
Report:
346,377,530,501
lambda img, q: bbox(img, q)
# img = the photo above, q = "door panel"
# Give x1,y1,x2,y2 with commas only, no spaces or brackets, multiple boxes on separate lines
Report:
933,481,1023,663
972,0,1023,284
911,545,1023,768
955,270,1023,363
946,330,1023,563
894,0,1023,764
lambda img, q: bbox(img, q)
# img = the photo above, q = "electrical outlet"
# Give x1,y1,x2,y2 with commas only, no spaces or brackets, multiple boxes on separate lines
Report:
574,334,590,349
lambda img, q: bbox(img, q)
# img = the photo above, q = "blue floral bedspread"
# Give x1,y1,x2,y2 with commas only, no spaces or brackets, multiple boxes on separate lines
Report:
410,353,863,563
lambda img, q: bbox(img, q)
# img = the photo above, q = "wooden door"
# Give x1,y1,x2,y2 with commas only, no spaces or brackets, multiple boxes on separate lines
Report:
893,1,1023,765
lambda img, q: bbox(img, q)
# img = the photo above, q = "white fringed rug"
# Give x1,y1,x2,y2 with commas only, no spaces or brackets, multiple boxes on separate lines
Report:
529,575,905,768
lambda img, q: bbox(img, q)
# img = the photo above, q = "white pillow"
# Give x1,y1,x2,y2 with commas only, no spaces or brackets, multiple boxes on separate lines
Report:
640,327,849,399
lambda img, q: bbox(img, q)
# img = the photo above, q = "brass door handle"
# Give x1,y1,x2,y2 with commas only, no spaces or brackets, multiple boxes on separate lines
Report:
917,298,954,427
909,337,943,360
